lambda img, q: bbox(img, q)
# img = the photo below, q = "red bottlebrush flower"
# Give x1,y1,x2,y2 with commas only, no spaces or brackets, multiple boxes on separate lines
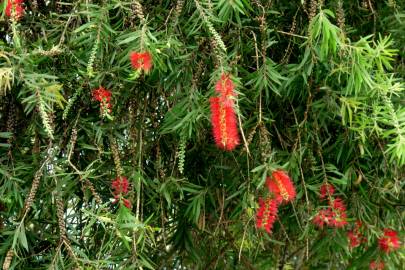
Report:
130,51,153,73
210,97,239,151
111,176,129,195
92,86,112,114
266,170,296,203
92,86,112,103
215,73,236,107
313,207,348,228
313,208,334,228
320,182,335,199
330,213,348,228
256,197,278,233
330,197,346,212
369,260,385,270
328,197,348,227
5,0,24,20
378,229,400,253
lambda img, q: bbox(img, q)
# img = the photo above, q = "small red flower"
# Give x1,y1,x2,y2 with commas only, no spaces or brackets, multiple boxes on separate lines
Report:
348,220,366,248
313,208,334,228
122,198,132,209
348,230,361,248
330,197,346,212
111,177,131,209
5,0,24,20
320,182,335,199
130,51,153,73
313,205,347,228
378,229,400,253
329,213,348,228
314,182,348,229
111,176,129,195
92,86,112,103
215,73,236,107
210,97,239,151
329,197,348,227
369,260,385,270
256,197,278,233
112,197,132,209
92,86,112,114
266,170,296,203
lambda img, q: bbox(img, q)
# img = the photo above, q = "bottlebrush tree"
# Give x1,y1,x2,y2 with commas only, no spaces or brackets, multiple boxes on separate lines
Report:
0,0,404,269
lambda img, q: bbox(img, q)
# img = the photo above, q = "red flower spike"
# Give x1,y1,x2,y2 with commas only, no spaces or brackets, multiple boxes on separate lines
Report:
92,86,112,103
369,260,385,270
331,214,348,228
266,170,296,203
111,176,129,195
378,229,400,253
328,197,348,228
215,73,236,107
130,51,153,73
320,182,335,199
209,97,239,151
92,86,112,115
313,208,334,228
5,0,24,20
256,197,278,234
330,197,346,212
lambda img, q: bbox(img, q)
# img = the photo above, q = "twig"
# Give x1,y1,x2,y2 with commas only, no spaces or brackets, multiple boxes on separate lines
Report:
237,101,250,155
214,188,225,235
276,30,308,39
367,0,377,36
251,31,263,124
238,215,254,262
67,126,102,205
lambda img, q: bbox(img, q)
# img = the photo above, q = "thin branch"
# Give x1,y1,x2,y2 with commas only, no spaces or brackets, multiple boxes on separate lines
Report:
276,30,308,39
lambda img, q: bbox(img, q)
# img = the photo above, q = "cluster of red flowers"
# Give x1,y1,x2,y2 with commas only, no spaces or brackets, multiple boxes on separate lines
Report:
314,184,347,228
92,86,112,115
313,183,348,228
347,220,366,248
130,51,153,73
319,182,335,199
256,170,296,233
210,73,239,151
369,260,385,270
378,229,400,253
4,0,24,20
111,176,131,209
314,182,401,269
365,228,400,269
92,86,112,103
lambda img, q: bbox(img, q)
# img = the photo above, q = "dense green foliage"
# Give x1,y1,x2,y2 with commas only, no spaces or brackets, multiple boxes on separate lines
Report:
0,0,404,269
